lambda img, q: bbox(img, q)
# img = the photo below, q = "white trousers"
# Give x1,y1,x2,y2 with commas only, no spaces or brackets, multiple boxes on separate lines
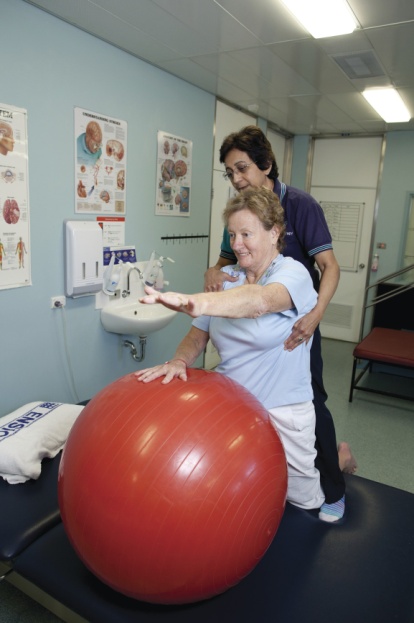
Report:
268,401,325,510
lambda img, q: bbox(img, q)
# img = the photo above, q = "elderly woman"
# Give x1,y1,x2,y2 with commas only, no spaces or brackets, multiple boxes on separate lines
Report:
136,187,326,516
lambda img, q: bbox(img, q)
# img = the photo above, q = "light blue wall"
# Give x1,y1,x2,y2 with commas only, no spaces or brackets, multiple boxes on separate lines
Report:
0,1,215,415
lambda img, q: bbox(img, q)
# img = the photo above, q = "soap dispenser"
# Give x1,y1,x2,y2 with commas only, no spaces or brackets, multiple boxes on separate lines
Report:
154,255,175,290
103,253,121,295
143,252,175,290
143,251,159,287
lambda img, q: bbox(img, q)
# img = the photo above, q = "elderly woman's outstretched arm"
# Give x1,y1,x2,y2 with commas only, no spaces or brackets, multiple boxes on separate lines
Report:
140,283,293,319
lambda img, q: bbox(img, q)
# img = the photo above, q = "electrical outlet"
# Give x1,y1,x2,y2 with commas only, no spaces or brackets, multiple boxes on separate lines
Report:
51,295,66,309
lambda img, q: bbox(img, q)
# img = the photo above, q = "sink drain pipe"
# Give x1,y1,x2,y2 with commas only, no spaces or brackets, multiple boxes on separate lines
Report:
123,337,147,362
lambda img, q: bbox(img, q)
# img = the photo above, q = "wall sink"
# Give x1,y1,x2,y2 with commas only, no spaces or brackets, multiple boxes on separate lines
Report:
101,300,177,337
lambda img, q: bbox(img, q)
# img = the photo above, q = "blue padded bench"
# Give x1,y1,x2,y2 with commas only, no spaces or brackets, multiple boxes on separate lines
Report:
2,469,414,623
0,397,90,566
0,454,61,564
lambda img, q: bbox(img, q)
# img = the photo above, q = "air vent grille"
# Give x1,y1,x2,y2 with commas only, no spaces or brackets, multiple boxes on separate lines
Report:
323,303,353,329
331,51,386,79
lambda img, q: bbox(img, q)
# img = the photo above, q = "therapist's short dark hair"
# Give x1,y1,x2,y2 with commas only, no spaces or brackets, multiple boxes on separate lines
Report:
219,126,279,181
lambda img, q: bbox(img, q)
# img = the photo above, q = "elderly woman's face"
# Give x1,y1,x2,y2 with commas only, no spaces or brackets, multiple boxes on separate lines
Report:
227,209,278,273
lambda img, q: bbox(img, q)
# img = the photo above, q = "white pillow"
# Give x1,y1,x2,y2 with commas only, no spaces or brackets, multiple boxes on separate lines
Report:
0,402,84,484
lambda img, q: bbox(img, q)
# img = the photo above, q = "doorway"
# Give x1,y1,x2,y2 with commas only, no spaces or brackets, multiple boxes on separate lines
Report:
310,136,385,342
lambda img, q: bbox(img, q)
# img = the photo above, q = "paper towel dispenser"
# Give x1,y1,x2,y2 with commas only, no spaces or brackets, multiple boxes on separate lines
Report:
65,220,103,297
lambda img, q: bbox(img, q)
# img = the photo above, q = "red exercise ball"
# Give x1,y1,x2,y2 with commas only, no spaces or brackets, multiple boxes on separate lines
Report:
58,368,287,605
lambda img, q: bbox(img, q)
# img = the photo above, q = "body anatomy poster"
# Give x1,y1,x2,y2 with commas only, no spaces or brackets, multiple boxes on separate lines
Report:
0,103,31,290
156,131,192,217
75,107,127,215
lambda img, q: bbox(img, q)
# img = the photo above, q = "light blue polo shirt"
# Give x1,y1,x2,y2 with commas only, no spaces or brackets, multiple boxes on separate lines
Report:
192,255,317,409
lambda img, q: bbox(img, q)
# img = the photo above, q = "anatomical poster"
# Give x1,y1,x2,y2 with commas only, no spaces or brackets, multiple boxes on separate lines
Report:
0,102,31,290
156,131,192,217
75,107,127,215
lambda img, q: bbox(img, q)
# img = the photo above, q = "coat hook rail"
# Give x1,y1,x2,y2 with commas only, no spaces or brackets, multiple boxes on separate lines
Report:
161,234,209,244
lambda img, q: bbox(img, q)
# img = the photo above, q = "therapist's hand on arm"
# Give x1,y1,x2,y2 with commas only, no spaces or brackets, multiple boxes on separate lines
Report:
204,257,238,292
284,249,340,351
135,327,209,384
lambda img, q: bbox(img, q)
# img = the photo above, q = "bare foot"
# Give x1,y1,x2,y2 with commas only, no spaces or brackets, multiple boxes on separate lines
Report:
338,441,358,474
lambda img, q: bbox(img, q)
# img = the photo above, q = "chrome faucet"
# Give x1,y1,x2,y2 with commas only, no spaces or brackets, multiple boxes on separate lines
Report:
122,266,143,297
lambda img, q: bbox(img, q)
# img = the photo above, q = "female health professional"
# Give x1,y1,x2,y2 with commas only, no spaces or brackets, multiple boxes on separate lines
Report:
205,126,357,522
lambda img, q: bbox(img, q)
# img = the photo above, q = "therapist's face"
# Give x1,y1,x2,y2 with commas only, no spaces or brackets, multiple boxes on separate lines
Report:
224,149,273,192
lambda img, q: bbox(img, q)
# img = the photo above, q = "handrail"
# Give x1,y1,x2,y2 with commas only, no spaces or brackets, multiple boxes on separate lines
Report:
368,283,414,308
364,263,414,295
359,263,414,341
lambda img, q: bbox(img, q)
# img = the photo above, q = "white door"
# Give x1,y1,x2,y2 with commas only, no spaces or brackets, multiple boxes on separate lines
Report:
205,101,256,369
310,136,384,343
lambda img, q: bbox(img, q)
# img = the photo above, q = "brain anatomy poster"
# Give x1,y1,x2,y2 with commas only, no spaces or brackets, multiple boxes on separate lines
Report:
0,103,31,291
75,107,127,215
156,131,192,217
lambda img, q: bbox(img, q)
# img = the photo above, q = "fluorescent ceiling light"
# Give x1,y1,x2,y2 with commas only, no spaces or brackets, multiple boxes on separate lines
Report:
280,0,357,38
363,88,411,123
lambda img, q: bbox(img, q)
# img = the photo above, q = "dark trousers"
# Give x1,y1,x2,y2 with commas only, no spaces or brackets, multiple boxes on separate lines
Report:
311,327,345,503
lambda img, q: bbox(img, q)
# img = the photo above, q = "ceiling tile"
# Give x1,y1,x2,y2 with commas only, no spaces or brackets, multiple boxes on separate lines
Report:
148,0,263,51
157,58,219,93
228,47,319,96
92,0,227,57
315,29,373,55
268,40,356,94
347,0,414,29
213,0,310,43
365,23,414,87
215,77,257,103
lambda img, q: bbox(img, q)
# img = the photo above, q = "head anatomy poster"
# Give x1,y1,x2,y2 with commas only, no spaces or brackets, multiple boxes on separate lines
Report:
75,107,127,215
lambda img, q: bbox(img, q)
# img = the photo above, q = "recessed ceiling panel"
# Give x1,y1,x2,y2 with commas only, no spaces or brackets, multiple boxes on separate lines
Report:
229,47,318,97
145,0,262,51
